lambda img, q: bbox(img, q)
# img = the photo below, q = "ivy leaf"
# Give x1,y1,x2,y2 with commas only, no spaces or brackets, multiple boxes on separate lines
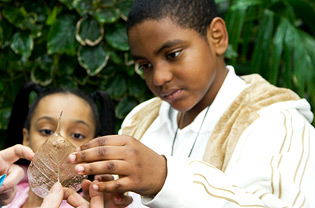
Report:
27,114,86,198
72,0,94,16
115,0,133,21
106,74,127,98
47,15,78,55
78,44,109,76
94,7,120,24
76,16,104,46
10,32,34,58
116,96,137,119
2,6,25,28
105,21,129,51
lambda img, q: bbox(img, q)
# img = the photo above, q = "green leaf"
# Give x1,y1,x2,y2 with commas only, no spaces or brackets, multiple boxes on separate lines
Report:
128,76,147,99
59,0,74,10
270,18,288,84
0,25,3,46
0,108,11,130
115,0,133,21
94,7,120,24
78,44,109,76
2,6,25,28
116,96,137,119
31,65,53,86
106,74,127,98
76,16,104,46
72,0,94,16
0,19,13,42
105,21,129,51
10,32,34,58
47,15,78,55
250,9,274,75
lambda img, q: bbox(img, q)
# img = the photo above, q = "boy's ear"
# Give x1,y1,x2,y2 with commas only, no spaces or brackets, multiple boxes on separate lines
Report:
207,17,228,55
22,128,30,147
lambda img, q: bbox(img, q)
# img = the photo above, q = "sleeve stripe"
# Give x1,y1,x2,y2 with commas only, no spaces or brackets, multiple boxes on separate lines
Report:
193,173,235,195
193,181,264,207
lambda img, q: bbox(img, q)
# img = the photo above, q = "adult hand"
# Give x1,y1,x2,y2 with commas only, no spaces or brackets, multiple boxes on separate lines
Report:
0,144,34,206
69,135,167,197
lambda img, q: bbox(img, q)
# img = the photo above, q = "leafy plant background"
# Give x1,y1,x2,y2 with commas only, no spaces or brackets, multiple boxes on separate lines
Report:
0,0,314,149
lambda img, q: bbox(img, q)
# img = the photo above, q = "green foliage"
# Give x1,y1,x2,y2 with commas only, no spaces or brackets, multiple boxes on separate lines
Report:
0,0,153,139
0,0,314,150
217,0,315,125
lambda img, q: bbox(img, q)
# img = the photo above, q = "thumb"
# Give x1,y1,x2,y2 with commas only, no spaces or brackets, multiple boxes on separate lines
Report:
40,182,63,208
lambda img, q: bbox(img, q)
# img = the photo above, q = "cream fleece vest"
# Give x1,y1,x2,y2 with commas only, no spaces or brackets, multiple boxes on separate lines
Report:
121,74,300,172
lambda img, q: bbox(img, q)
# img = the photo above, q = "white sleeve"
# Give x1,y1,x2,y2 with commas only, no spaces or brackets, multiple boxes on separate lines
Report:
140,108,315,208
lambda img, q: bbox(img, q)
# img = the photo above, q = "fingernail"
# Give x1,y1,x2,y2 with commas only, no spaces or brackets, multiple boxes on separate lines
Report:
69,154,76,163
92,184,99,190
76,165,85,174
50,182,62,193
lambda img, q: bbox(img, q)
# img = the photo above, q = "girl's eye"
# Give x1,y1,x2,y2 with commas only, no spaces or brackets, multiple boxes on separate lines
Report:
39,129,53,136
71,133,85,140
167,50,182,59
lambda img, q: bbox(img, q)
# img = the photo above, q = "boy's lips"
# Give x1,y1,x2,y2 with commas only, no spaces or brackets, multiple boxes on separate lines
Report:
160,89,182,101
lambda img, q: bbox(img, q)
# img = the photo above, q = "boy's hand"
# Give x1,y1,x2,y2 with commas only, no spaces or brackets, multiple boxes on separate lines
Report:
69,135,167,197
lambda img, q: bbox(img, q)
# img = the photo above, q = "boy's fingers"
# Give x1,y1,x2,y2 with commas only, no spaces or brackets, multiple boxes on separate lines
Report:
94,174,115,182
69,146,125,163
74,161,130,176
113,193,133,207
92,177,132,193
79,136,128,151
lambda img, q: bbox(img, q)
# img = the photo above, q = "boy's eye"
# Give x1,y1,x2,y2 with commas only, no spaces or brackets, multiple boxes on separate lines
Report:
136,62,152,73
39,129,53,136
71,133,86,140
167,50,182,59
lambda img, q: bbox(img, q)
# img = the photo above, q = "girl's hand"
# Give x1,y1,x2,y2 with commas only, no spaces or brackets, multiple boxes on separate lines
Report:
69,135,167,197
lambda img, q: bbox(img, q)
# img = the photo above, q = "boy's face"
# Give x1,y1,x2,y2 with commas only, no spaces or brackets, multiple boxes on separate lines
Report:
128,18,226,113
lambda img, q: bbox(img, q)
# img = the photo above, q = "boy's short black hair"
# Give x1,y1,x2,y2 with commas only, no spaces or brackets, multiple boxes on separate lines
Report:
126,0,219,37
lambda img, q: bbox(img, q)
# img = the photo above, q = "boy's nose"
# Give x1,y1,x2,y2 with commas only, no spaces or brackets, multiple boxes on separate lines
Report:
153,63,173,86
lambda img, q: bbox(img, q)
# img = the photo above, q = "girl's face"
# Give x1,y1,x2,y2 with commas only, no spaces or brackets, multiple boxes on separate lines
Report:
23,93,96,152
128,18,227,114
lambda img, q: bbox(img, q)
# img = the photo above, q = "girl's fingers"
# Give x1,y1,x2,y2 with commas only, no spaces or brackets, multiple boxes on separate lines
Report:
81,179,91,201
0,187,16,206
64,187,89,208
1,165,24,190
75,160,130,176
89,181,104,208
40,182,63,208
1,145,34,165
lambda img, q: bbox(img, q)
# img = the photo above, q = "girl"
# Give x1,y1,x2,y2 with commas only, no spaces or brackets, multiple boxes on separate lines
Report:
4,82,116,208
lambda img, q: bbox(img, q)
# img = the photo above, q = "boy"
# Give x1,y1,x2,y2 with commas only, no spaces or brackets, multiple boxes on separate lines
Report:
70,0,315,207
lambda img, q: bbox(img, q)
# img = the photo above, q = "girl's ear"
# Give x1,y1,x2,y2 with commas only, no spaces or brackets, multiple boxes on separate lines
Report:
207,17,228,56
22,128,30,147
